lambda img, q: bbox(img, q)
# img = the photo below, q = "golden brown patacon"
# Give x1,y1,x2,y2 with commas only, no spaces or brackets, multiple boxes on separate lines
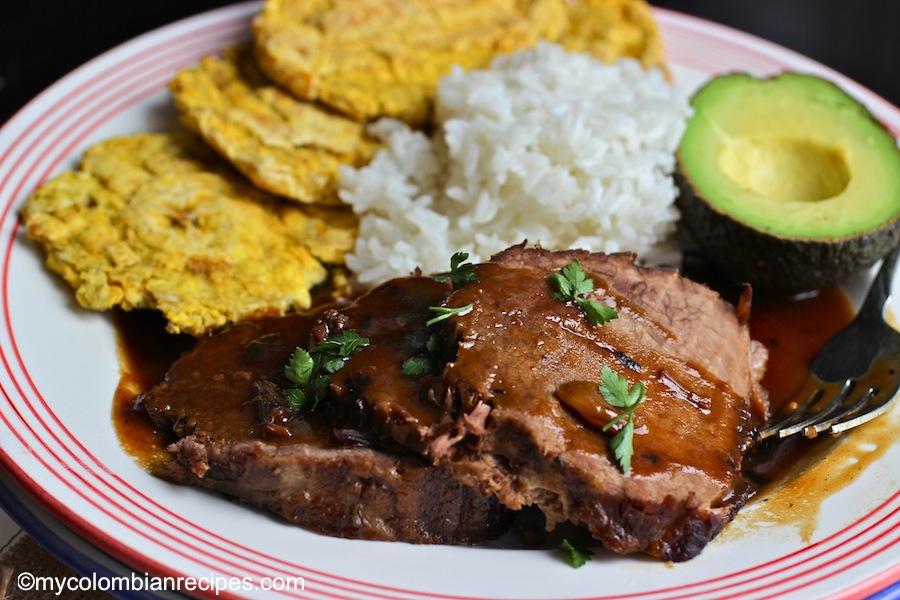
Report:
169,44,379,204
252,0,665,126
558,0,665,68
19,132,356,336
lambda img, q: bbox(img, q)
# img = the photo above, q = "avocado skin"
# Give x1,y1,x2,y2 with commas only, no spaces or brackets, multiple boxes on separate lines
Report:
675,165,900,294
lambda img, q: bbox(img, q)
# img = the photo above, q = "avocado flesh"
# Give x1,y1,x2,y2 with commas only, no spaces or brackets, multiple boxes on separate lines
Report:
676,72,900,292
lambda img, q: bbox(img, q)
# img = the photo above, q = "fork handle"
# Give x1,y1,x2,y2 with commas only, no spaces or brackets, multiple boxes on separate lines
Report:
811,246,900,381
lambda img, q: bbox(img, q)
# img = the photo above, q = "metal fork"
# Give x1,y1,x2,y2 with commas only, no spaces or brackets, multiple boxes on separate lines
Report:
758,246,900,441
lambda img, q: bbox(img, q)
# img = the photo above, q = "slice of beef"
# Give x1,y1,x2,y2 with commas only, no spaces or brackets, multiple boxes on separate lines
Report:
140,309,510,545
324,275,457,451
328,246,768,561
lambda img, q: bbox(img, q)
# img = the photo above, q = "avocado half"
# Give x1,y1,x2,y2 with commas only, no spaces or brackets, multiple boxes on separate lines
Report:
675,72,900,293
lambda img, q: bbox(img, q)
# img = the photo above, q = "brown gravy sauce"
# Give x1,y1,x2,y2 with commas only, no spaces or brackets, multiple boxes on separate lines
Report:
111,283,896,542
112,309,194,471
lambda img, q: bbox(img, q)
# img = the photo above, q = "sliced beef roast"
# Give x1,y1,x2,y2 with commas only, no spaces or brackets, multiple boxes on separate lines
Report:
140,309,510,545
329,245,769,561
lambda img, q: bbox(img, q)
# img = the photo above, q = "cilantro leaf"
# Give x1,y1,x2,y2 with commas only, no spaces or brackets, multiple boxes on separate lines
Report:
559,538,593,568
576,297,619,326
549,272,574,301
401,355,433,377
285,348,314,387
560,259,594,297
321,356,347,373
402,332,455,378
550,259,618,326
283,330,369,412
426,303,474,326
598,364,646,474
434,252,479,287
404,250,479,379
609,419,635,474
598,364,631,408
310,330,368,357
285,387,309,411
424,332,441,355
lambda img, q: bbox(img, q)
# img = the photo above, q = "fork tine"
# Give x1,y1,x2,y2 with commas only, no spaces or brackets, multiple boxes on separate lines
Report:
829,388,900,435
802,386,877,438
758,387,825,440
774,379,856,439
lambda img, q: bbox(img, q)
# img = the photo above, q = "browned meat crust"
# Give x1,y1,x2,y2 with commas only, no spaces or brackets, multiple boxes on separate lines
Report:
157,434,505,544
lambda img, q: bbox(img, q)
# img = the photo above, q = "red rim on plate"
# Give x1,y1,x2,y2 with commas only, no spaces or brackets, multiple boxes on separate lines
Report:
1,3,899,599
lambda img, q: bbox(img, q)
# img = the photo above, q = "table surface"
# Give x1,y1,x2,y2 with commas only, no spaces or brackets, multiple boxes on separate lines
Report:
1,0,898,597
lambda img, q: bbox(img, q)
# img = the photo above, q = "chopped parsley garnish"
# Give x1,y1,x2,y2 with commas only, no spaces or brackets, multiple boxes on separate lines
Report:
598,364,646,474
400,354,433,377
434,251,479,287
401,305,471,375
284,330,369,411
402,252,477,377
401,331,452,377
559,538,593,568
550,259,618,326
426,303,474,326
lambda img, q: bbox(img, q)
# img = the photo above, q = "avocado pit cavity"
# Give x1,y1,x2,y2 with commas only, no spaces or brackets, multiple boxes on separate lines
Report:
719,137,850,202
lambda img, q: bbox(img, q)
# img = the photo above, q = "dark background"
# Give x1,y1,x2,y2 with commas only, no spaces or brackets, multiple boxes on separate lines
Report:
1,0,899,125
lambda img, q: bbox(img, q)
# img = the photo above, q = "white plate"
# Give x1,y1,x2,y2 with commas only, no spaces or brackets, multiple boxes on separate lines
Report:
1,2,899,599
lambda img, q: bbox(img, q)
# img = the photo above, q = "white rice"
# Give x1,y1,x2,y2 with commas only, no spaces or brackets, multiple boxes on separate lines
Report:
338,42,692,286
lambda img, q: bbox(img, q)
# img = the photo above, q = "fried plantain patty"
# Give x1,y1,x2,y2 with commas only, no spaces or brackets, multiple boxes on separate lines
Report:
170,45,379,204
251,0,665,126
20,132,357,336
558,0,666,69
252,0,568,125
